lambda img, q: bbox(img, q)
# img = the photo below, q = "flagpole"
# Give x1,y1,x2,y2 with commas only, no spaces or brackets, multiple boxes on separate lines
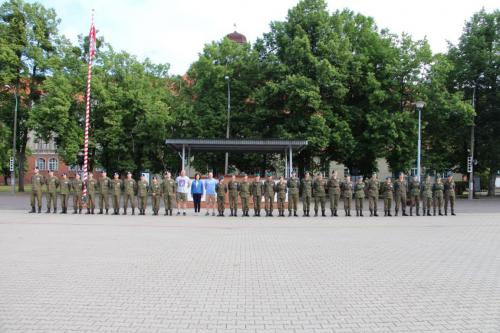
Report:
82,10,95,204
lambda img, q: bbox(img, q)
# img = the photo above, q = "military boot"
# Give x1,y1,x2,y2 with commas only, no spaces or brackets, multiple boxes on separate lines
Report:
410,208,413,216
123,208,127,215
334,210,338,217
86,209,91,214
451,209,456,216
78,208,82,214
30,207,36,213
433,209,436,216
53,208,57,214
294,211,298,217
169,209,173,216
331,209,335,217
91,209,95,214
427,209,431,216
360,210,364,217
402,210,408,216
322,210,326,217
98,209,103,215
444,208,448,216
314,210,318,217
356,210,359,216
106,209,109,215
374,210,378,217
439,209,443,216
131,208,135,215
369,209,373,217
395,209,398,216
388,210,392,216
416,206,420,216
384,210,387,216
46,208,51,213
73,208,77,214
38,207,42,213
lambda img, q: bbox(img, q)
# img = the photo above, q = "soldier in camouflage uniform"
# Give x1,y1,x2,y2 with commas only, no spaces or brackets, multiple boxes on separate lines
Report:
312,173,327,217
382,177,394,216
263,173,276,217
394,173,408,216
287,172,300,217
137,174,149,215
275,176,288,217
216,176,227,216
98,171,111,214
86,173,98,214
30,167,44,213
421,175,433,216
123,172,137,215
366,173,380,217
409,176,421,216
111,172,122,215
251,174,263,216
327,171,341,217
341,175,353,217
72,174,83,214
354,176,365,217
301,172,313,217
45,171,59,213
433,177,444,216
239,173,251,217
162,171,177,216
150,176,162,216
228,174,239,217
444,174,456,216
59,173,71,214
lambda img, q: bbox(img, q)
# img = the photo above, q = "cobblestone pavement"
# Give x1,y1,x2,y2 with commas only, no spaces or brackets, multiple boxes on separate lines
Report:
1,208,500,332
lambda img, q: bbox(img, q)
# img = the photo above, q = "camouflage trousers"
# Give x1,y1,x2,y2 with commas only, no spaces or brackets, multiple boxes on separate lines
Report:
46,192,57,210
264,194,274,213
123,192,135,209
31,190,43,209
410,195,420,212
87,193,96,209
99,193,109,210
422,196,432,212
73,193,82,211
240,196,249,212
277,195,286,214
60,194,69,211
368,194,378,212
253,195,262,213
138,195,147,210
314,195,326,212
444,193,455,212
229,193,238,211
217,195,225,214
112,194,121,210
302,195,312,212
343,195,352,210
433,193,443,212
355,197,364,210
395,193,406,211
288,192,299,212
329,192,340,211
151,194,160,212
163,194,176,210
384,196,392,211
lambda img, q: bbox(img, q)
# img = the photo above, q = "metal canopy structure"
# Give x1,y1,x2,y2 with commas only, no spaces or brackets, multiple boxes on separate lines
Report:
165,139,308,176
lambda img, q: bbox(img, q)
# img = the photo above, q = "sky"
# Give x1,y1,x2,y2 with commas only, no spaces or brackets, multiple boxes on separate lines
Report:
33,0,498,75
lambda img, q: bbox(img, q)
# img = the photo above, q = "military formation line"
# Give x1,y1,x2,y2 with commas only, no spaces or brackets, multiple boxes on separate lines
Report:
28,167,457,217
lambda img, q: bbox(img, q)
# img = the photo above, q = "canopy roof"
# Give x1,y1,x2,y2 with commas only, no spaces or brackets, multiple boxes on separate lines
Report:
165,139,308,153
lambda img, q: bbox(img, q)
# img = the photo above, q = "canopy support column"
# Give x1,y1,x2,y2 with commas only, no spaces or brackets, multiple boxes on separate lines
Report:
289,145,293,176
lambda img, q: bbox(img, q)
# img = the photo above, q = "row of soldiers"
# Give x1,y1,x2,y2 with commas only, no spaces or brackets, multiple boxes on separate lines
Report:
30,166,456,217
29,168,176,216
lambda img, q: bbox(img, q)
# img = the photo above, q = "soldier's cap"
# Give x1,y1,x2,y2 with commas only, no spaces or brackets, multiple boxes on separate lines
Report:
62,172,67,176
398,172,405,176
241,172,247,176
114,172,119,176
219,176,224,180
267,172,273,177
34,166,39,170
101,170,106,174
127,171,132,175
386,177,391,180
255,173,260,176
447,172,453,177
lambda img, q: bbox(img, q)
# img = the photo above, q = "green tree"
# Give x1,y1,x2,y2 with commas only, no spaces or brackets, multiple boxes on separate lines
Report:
447,9,500,195
0,0,60,191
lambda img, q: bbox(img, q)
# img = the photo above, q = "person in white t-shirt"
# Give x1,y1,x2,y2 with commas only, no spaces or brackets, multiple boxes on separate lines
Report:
176,169,191,216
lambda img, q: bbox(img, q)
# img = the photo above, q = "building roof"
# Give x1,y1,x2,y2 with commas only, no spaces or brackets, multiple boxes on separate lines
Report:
165,139,308,153
226,31,247,44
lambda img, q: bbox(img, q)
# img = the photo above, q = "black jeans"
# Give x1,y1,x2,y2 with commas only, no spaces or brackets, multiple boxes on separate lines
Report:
193,193,202,212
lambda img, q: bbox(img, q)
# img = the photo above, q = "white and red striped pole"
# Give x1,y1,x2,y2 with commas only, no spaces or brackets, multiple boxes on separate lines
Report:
82,10,96,203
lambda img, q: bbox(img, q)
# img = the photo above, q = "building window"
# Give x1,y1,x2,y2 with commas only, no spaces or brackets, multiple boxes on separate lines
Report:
48,158,58,171
36,158,46,170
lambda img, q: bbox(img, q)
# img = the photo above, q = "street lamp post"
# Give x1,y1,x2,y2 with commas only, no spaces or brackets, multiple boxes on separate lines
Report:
224,76,231,175
469,83,477,200
5,85,18,194
415,101,425,182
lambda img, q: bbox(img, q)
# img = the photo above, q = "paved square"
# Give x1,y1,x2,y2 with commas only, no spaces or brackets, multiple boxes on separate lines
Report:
1,199,500,332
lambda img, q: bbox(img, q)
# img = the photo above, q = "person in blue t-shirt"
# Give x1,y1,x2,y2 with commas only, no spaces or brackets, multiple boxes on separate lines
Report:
204,172,218,216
